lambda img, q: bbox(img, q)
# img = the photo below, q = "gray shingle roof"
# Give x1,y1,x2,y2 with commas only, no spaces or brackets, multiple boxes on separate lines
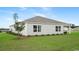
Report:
22,16,70,26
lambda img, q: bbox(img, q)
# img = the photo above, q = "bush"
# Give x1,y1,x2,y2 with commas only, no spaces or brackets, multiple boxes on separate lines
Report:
52,34,55,35
41,34,45,36
27,35,31,37
35,35,38,36
7,31,23,36
0,31,2,33
64,31,67,34
46,34,50,36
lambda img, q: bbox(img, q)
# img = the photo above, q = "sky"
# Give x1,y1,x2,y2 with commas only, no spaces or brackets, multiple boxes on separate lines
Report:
0,7,79,28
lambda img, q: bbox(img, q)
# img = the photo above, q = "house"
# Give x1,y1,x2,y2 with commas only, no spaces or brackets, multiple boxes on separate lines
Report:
0,28,10,32
10,16,71,36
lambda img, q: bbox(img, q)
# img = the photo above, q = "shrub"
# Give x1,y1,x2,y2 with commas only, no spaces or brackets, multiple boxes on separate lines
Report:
46,34,50,36
35,35,38,36
41,34,45,36
64,31,67,34
0,31,2,33
27,35,31,37
52,34,55,35
7,31,16,35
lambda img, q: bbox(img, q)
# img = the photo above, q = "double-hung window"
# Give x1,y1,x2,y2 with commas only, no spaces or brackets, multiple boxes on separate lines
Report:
33,25,37,32
56,26,59,32
59,26,61,31
33,25,41,32
38,25,41,32
56,26,61,32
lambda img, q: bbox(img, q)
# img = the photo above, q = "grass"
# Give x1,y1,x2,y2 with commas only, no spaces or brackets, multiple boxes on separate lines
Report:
0,32,79,51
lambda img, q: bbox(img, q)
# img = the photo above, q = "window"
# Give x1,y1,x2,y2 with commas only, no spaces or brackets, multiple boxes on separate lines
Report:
55,26,61,32
38,25,41,32
33,25,37,32
59,26,61,31
56,26,59,31
33,25,41,32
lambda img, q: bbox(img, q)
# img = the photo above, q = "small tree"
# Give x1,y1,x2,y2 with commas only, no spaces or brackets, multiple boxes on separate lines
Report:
13,13,25,38
14,22,25,36
13,13,18,23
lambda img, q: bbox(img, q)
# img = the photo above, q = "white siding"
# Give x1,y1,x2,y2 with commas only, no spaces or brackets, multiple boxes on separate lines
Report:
10,26,17,33
9,24,28,36
64,26,71,33
26,24,64,35
20,24,28,36
10,23,69,36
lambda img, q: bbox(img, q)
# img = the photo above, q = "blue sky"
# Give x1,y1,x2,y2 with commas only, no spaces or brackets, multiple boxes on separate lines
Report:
0,7,79,28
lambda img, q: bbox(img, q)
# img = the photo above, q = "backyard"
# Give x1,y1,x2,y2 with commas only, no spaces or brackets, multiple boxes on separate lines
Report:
0,32,79,51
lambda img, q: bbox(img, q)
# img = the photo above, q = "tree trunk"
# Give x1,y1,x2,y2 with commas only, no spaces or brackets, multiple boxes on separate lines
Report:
17,31,20,39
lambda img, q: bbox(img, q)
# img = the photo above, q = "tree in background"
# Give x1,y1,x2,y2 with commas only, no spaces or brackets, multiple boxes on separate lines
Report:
13,13,25,38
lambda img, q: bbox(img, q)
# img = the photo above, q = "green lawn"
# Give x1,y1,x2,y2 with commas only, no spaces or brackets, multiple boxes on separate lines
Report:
0,32,79,51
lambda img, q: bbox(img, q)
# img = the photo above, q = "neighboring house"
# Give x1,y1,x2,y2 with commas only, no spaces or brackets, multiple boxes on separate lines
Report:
10,16,71,36
0,28,10,32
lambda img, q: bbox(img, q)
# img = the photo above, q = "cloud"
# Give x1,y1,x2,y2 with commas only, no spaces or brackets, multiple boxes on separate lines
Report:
0,17,14,28
17,19,23,22
7,18,23,23
33,13,47,17
6,18,14,25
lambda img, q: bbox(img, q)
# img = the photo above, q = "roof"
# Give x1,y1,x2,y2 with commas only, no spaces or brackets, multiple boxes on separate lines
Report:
22,16,70,26
10,16,71,26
